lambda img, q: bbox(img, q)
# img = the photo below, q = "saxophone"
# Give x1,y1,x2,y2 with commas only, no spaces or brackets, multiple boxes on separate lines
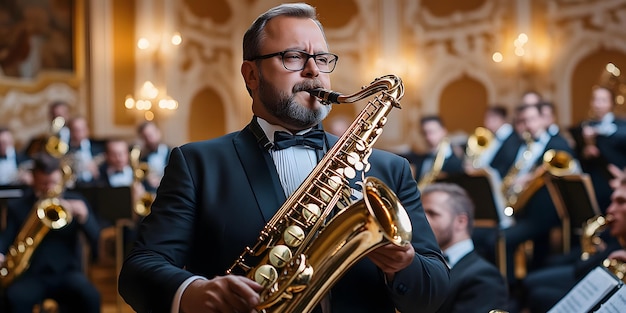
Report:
417,137,450,190
226,75,413,312
0,178,73,287
580,215,626,282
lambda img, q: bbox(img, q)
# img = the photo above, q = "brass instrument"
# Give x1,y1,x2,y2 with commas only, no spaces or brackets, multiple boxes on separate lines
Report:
581,215,608,261
465,126,494,168
45,116,69,158
226,75,412,312
580,215,626,282
418,137,450,190
130,145,153,217
0,174,72,287
501,133,576,215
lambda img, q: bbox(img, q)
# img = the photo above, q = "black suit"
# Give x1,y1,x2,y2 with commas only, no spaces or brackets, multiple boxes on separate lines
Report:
118,119,450,313
436,250,508,313
0,189,101,313
490,131,524,179
569,117,626,212
402,150,464,182
502,134,575,281
68,138,106,187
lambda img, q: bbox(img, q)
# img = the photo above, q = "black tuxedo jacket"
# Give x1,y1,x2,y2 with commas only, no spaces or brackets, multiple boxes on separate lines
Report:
435,250,507,313
402,151,464,182
490,131,524,179
569,118,626,211
119,120,450,313
0,189,101,276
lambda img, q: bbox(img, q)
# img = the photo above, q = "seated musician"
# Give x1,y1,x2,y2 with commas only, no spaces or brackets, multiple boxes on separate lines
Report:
136,121,171,193
67,116,105,188
0,152,101,313
0,127,31,186
498,103,574,284
520,168,626,313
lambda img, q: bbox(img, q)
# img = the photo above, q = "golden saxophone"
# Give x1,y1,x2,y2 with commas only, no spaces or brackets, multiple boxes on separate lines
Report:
580,215,626,282
130,144,153,217
226,75,413,312
501,132,576,216
417,137,450,190
0,181,72,287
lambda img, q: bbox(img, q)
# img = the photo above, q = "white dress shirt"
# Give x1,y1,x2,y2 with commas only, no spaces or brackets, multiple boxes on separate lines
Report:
443,238,474,269
0,147,19,185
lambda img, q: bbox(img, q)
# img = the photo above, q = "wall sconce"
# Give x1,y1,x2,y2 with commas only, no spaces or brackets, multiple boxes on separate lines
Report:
124,31,182,121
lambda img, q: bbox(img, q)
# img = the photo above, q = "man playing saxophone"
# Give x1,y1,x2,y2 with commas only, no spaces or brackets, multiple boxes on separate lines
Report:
497,103,574,284
0,152,101,313
520,168,626,312
118,3,450,313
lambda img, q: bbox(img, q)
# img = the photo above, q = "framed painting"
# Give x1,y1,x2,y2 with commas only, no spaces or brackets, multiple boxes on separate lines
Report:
0,0,85,93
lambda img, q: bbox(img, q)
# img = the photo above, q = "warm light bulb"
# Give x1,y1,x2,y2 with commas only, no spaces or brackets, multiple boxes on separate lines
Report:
140,81,159,99
124,95,136,109
137,37,150,50
171,32,182,46
145,111,155,121
515,47,525,57
517,33,528,44
492,52,503,63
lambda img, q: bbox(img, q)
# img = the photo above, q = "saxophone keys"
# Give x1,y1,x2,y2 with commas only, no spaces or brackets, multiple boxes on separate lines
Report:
254,264,278,287
302,203,321,223
346,152,360,165
284,226,305,247
343,167,356,179
269,245,293,268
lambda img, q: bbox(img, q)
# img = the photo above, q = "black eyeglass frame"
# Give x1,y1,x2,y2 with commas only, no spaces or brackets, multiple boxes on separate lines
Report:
247,49,339,73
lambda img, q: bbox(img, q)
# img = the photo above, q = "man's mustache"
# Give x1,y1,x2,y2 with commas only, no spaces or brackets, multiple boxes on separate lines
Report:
293,80,323,93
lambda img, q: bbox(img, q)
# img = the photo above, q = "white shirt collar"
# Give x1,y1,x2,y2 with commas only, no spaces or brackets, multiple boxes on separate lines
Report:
443,238,474,268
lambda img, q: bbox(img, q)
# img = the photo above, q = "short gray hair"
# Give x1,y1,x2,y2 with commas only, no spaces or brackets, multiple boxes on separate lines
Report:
242,3,325,61
422,183,475,234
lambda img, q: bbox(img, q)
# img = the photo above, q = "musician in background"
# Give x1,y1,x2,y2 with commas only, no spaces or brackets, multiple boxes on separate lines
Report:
96,138,133,188
136,121,170,193
0,127,31,186
537,101,561,137
403,115,463,183
471,105,523,179
67,116,105,187
519,168,626,313
500,103,574,284
422,183,508,313
119,3,450,312
0,152,101,313
23,100,72,158
569,85,626,212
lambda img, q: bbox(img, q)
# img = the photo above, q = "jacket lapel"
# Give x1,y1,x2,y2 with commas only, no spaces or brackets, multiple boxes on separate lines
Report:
233,124,286,222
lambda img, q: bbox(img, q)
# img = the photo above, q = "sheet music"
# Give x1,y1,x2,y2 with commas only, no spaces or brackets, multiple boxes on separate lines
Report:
595,286,626,313
548,267,620,313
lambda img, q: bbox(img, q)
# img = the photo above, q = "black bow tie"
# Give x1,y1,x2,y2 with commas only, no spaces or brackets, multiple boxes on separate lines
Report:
273,129,325,150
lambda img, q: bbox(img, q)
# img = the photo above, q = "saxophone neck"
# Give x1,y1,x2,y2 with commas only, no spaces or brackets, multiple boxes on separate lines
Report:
308,74,404,106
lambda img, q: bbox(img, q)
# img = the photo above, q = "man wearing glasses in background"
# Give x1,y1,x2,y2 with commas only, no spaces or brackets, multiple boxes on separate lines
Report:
119,3,449,313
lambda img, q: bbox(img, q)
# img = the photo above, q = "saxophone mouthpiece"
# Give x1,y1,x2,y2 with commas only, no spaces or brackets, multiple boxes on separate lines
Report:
308,88,342,105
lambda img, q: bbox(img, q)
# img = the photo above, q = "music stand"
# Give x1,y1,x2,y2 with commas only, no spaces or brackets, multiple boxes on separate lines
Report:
436,167,508,276
72,186,133,226
544,172,601,254
0,185,28,231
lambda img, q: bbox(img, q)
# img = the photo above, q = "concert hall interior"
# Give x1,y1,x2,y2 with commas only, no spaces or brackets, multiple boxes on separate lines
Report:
1,1,626,313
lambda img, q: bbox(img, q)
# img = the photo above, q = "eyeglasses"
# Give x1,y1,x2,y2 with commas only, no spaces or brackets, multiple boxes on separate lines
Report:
248,49,339,73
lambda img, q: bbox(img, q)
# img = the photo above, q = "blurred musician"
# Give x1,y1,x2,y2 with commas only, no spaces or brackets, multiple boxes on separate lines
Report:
471,105,523,179
402,115,463,184
0,153,101,313
0,127,31,186
521,168,626,313
569,85,626,212
136,121,170,193
500,103,574,284
67,116,105,187
97,138,133,188
537,101,561,137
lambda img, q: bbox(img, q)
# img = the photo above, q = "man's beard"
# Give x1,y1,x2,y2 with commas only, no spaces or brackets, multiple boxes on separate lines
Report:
258,73,331,129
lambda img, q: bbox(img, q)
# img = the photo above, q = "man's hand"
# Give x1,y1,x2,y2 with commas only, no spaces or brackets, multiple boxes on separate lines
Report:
180,275,263,313
368,243,415,281
608,249,626,263
61,199,89,224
